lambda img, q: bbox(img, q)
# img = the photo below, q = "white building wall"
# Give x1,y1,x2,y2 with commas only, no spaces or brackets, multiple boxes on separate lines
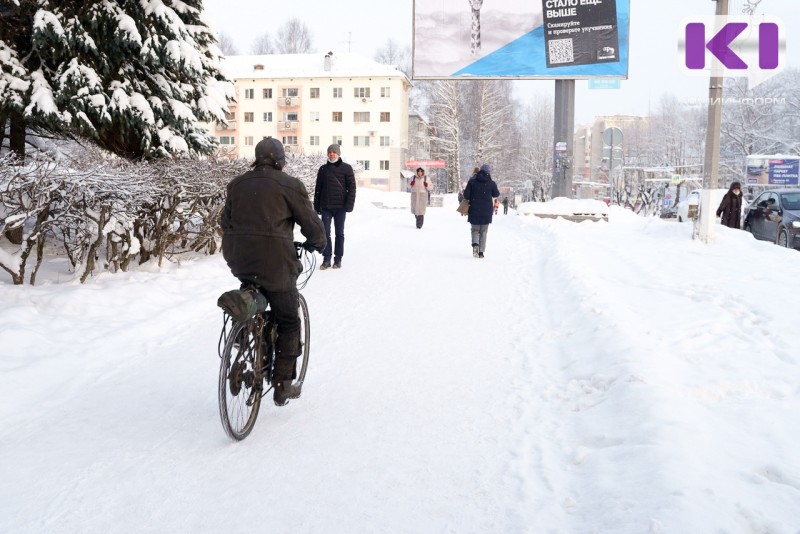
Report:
207,54,410,191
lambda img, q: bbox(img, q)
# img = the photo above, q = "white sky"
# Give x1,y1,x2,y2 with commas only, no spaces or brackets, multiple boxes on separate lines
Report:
201,0,798,124
2,188,800,531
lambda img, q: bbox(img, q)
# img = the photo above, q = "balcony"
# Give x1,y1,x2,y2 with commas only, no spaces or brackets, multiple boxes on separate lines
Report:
215,122,236,131
279,120,298,131
278,96,300,107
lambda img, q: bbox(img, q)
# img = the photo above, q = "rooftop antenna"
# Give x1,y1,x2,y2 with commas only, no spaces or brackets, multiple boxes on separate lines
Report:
342,32,353,52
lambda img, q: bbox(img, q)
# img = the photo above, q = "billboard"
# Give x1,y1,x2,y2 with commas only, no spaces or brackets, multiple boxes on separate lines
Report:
746,156,800,186
413,0,629,79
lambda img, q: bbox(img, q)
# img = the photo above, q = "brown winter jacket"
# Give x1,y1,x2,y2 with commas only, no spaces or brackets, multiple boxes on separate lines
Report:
221,164,326,291
716,188,743,229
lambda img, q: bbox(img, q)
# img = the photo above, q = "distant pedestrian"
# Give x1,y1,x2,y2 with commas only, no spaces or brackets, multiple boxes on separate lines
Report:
314,144,356,269
716,181,743,229
502,197,509,214
464,163,500,259
410,167,430,229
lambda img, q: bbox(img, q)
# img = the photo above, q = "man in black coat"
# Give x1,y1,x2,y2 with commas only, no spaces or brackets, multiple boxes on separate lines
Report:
464,163,500,258
314,144,356,269
221,137,326,406
716,181,743,229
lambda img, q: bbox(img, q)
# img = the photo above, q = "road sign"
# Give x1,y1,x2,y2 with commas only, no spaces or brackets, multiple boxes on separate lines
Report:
603,127,623,146
555,142,567,152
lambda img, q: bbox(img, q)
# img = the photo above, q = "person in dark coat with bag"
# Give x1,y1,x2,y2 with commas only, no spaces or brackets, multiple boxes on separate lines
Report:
314,144,356,269
221,137,326,406
464,163,500,258
716,181,743,229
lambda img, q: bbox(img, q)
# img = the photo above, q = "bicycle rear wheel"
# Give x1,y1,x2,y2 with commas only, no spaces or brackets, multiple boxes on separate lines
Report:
295,294,310,385
218,319,263,440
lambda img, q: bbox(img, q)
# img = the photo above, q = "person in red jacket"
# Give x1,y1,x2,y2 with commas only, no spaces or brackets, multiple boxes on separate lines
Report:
314,144,356,269
410,167,430,229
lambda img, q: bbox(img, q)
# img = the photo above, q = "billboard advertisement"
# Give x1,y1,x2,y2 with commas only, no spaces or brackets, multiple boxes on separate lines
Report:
746,156,800,186
413,0,629,79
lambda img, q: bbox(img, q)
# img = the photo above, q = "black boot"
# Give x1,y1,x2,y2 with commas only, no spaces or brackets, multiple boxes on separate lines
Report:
273,379,302,406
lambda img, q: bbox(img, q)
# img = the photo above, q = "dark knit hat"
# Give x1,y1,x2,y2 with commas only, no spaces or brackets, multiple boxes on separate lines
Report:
253,136,285,170
480,163,492,173
327,144,341,156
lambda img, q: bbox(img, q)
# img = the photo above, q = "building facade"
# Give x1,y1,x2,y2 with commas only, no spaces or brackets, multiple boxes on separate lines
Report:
210,52,411,191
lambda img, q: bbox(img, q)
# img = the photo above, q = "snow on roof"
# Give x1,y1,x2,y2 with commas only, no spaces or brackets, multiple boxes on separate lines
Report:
220,53,407,81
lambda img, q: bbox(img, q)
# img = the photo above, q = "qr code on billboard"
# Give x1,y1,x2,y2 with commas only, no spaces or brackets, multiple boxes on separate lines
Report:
548,38,574,64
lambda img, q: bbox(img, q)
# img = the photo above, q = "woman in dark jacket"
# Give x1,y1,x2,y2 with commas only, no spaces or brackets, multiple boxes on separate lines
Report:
463,163,500,258
716,181,743,229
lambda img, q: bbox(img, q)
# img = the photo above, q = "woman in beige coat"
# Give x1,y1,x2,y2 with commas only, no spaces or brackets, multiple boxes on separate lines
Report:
410,167,430,229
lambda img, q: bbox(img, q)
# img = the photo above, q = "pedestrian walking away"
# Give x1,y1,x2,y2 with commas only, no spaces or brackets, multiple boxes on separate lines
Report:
502,196,509,215
314,143,356,269
410,167,430,229
220,136,326,406
716,181,743,229
463,163,500,259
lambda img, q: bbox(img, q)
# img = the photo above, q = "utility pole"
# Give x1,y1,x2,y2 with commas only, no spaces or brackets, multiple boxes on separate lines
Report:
551,80,575,199
697,0,728,242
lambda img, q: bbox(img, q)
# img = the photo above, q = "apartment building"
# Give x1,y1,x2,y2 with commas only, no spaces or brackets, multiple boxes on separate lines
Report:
210,52,411,191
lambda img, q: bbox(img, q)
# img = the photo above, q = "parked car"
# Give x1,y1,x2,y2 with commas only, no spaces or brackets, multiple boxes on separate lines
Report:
743,189,800,249
675,189,728,222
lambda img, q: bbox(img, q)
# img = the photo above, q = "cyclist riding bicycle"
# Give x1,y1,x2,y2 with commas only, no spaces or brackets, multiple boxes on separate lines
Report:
220,136,326,406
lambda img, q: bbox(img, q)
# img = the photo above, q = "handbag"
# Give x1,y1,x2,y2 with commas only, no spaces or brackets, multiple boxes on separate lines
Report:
456,198,470,216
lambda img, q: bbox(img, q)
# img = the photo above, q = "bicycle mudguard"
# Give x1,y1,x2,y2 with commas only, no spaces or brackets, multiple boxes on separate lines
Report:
217,288,267,323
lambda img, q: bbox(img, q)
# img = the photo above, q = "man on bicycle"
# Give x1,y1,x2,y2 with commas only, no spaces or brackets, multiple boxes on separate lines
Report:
220,136,326,406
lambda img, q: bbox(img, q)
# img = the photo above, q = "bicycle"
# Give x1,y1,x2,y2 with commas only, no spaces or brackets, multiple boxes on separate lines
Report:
216,241,316,441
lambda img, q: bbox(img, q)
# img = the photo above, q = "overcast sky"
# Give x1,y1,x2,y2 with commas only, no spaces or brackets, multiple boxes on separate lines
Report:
201,0,799,125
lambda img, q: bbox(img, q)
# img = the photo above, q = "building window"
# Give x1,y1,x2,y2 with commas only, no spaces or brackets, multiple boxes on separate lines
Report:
282,88,299,97
417,122,426,134
380,160,390,170
225,112,236,121
245,136,254,146
353,112,370,123
332,111,342,122
380,112,390,122
380,136,390,146
244,88,254,99
244,112,254,122
219,136,235,145
263,112,272,122
332,136,342,146
283,112,298,121
380,87,390,98
353,136,370,147
310,88,320,99
333,87,342,98
310,136,320,146
357,160,370,171
263,88,272,99
310,111,320,122
282,136,298,145
354,87,370,98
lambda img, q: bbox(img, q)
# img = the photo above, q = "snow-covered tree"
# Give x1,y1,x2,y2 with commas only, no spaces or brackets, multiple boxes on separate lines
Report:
0,0,234,160
374,39,410,79
250,33,275,55
428,81,463,193
216,32,239,56
275,18,314,54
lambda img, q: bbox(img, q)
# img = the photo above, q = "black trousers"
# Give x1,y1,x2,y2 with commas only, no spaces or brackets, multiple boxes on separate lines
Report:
243,283,301,380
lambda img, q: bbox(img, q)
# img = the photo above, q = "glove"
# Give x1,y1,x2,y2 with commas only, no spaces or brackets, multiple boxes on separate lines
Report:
423,182,428,188
410,179,415,186
302,241,319,253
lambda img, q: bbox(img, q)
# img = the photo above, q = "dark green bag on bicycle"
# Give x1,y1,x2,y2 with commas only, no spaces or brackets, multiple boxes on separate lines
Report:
217,288,267,323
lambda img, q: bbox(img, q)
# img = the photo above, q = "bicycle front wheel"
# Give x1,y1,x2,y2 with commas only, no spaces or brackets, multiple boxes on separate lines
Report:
296,294,310,386
218,319,263,440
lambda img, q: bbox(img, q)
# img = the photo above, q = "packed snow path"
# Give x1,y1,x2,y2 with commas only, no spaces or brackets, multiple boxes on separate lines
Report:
2,191,799,533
